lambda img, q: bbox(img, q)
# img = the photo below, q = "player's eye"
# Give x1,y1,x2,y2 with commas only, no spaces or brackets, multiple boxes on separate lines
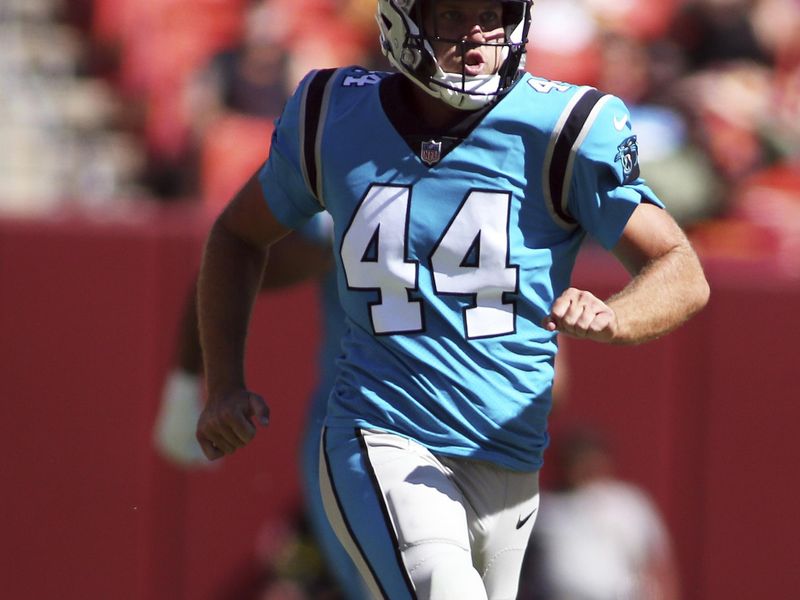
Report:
479,10,501,29
438,9,465,25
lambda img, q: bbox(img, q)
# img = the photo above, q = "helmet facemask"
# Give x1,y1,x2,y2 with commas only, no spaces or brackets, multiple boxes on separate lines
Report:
378,0,533,110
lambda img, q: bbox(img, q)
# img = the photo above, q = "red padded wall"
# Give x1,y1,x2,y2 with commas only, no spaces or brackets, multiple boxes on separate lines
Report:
1,206,798,600
0,205,318,600
0,212,159,599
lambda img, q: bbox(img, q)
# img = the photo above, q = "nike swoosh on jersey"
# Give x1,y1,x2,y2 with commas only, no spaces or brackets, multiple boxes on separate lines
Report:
516,507,538,529
613,114,629,131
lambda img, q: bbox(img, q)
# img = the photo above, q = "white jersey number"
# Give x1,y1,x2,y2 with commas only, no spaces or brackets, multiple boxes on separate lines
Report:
340,185,518,338
340,185,423,334
527,79,570,94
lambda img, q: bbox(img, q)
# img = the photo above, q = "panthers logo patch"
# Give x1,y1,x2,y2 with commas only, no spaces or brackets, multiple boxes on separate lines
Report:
615,135,640,183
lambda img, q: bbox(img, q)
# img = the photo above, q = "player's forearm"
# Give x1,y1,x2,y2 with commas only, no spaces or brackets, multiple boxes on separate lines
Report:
198,219,268,398
175,280,204,374
607,243,709,345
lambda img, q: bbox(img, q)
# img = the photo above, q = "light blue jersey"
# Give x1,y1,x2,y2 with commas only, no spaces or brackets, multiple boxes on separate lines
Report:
260,67,662,472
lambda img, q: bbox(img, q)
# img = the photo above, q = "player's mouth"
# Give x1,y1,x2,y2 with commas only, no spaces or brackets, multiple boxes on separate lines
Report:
463,50,486,76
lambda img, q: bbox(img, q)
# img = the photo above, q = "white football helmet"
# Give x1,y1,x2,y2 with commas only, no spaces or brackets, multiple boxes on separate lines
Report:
377,0,533,110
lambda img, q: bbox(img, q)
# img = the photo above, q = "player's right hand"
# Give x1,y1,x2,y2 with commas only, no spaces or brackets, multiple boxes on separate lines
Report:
196,389,270,460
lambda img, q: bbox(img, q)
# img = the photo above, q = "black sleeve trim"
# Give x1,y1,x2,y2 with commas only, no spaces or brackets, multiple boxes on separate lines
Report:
544,87,607,228
300,68,337,206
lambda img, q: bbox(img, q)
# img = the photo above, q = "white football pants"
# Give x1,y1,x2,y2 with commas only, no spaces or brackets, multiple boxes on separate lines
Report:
320,427,540,600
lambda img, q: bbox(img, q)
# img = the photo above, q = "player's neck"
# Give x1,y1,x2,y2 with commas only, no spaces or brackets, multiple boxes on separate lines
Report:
402,77,479,130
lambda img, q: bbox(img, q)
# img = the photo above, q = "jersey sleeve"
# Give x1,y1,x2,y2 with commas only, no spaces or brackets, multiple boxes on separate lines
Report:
567,94,665,250
258,71,324,230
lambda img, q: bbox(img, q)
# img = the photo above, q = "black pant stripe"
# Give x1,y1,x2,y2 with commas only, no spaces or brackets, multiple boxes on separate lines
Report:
321,427,390,599
356,428,419,599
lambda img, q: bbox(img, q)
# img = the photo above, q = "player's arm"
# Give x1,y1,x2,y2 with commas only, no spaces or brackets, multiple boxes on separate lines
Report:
172,233,332,378
259,232,333,288
196,170,291,460
607,203,709,343
544,204,709,344
543,93,709,343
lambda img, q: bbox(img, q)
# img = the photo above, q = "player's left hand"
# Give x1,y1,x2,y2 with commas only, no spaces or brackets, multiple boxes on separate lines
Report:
542,287,618,342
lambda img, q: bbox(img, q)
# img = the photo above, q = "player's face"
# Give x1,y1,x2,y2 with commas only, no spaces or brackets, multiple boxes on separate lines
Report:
423,0,506,77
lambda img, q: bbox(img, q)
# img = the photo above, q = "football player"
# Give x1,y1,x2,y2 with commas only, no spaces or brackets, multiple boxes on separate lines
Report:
195,1,709,598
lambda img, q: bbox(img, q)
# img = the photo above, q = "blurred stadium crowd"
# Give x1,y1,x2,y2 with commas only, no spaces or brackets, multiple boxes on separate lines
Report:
2,0,799,265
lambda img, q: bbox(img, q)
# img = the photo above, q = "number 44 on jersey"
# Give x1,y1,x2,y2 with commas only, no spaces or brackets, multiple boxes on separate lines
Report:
340,184,519,339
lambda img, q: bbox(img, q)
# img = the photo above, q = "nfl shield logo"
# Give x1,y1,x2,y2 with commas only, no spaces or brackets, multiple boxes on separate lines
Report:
420,139,442,165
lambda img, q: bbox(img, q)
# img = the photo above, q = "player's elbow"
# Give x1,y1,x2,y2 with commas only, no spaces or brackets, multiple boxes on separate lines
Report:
683,256,710,319
695,274,711,312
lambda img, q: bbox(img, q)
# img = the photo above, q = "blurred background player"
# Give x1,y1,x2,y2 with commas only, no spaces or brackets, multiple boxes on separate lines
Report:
518,427,680,600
